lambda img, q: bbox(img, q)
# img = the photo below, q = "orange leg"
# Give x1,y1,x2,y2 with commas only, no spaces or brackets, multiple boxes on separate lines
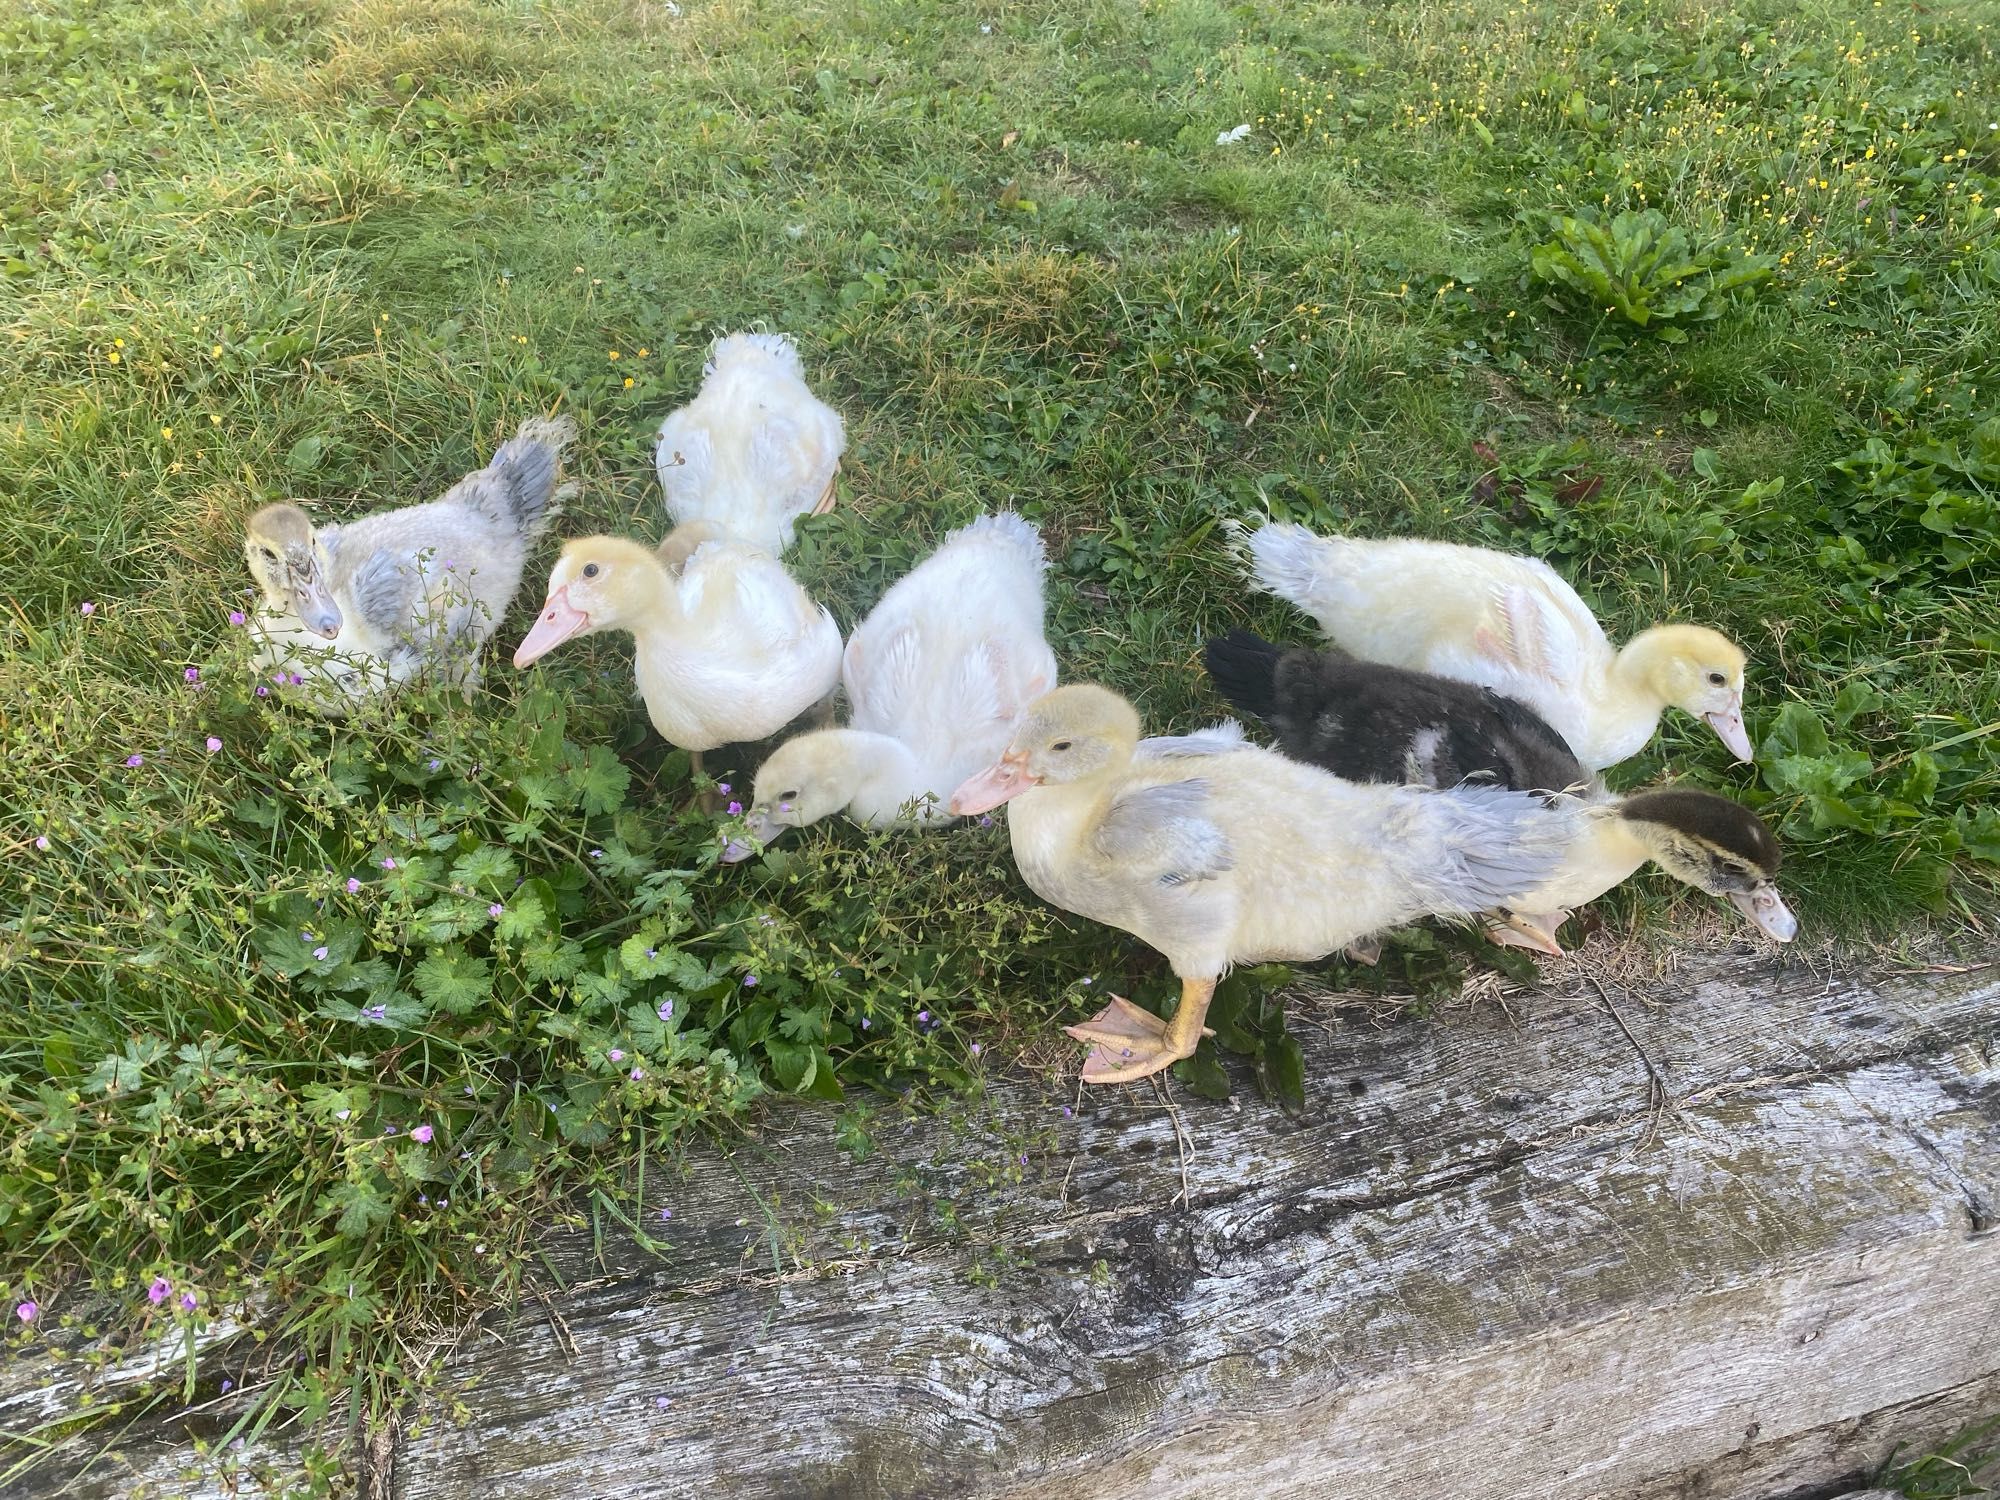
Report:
1064,977,1217,1085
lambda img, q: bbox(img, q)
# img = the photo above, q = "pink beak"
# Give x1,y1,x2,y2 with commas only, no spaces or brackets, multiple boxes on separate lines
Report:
1728,886,1798,943
513,587,589,669
949,752,1038,816
1705,699,1754,763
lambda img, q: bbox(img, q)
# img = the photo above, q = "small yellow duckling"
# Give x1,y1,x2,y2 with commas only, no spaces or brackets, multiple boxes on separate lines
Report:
949,685,1580,1084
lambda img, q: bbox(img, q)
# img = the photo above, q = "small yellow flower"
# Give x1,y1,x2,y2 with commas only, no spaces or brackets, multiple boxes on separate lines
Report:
623,377,634,389
161,426,174,440
107,352,121,364
637,348,650,357
515,334,528,345
209,413,221,425
114,338,125,348
211,344,223,358
608,350,620,360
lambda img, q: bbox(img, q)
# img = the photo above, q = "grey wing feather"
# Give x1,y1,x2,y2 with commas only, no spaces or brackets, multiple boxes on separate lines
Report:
446,416,575,536
1136,720,1248,760
1095,781,1235,886
349,551,418,638
1396,783,1583,914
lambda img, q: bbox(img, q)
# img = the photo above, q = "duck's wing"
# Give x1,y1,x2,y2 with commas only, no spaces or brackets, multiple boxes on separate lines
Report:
1093,779,1235,888
1461,576,1594,689
347,550,422,642
1136,721,1249,759
682,544,825,647
654,417,715,527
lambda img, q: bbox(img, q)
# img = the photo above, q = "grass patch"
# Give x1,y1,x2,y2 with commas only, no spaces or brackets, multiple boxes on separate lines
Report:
3,0,1998,1484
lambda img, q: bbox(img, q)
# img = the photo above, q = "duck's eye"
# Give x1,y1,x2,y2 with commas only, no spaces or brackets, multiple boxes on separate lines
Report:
582,563,600,579
1707,671,1726,686
260,548,279,563
1051,739,1073,752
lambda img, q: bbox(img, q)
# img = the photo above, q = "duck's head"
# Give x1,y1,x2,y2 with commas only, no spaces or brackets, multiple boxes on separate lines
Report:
949,685,1141,815
1619,787,1795,941
244,503,341,639
720,731,856,863
513,536,664,668
1628,625,1752,762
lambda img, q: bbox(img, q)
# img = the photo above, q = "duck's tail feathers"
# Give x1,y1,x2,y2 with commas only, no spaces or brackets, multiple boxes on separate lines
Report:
1238,520,1346,614
950,512,1047,572
1201,628,1286,722
1396,784,1580,918
470,415,576,538
704,331,805,382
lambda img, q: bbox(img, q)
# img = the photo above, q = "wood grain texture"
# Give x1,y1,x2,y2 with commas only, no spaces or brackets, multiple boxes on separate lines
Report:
7,952,1997,1500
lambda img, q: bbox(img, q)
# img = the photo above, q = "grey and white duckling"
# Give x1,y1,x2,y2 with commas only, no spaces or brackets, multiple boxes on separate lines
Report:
947,684,1583,1084
655,333,844,555
1203,628,1796,954
243,415,574,708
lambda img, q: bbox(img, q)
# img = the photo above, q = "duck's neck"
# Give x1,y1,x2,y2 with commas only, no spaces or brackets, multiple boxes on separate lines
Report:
1006,765,1125,887
1540,806,1654,907
615,565,693,657
1583,630,1675,762
815,730,939,826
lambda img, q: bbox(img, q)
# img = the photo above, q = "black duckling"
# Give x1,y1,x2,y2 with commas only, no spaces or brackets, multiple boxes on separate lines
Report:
1202,629,1796,954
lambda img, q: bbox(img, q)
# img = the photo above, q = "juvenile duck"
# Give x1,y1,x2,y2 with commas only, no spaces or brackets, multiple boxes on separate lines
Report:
512,530,842,790
242,415,573,707
1203,628,1796,952
655,332,845,555
725,513,1056,859
1241,521,1754,769
948,684,1581,1083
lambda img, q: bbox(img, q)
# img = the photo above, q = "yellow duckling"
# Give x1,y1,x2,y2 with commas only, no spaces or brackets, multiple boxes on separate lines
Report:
1243,521,1754,769
949,685,1581,1084
512,531,842,788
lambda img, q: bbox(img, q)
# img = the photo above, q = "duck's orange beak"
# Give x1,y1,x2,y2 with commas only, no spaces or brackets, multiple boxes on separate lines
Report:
949,751,1037,816
513,587,588,669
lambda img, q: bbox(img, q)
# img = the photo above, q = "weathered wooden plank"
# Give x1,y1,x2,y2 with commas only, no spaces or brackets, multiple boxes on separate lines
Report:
8,952,1997,1499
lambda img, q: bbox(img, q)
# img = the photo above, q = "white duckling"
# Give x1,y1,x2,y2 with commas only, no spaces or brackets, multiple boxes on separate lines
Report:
723,514,1057,860
511,530,842,789
948,685,1582,1084
242,416,574,708
1204,629,1795,953
1241,521,1754,769
655,332,845,555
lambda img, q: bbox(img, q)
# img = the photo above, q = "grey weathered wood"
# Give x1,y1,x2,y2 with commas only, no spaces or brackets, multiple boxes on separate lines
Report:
7,951,1997,1499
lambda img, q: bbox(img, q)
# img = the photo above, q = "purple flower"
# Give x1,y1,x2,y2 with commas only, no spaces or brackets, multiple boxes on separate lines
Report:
229,610,245,626
380,857,397,870
860,1017,871,1030
741,974,757,988
221,1379,233,1393
970,1043,982,1056
657,999,675,1021
34,836,49,851
271,671,287,686
124,754,144,768
757,914,775,927
312,946,329,961
411,1124,434,1144
590,848,604,860
658,1207,672,1221
205,736,222,754
383,1124,398,1135
1081,977,1094,987
629,1066,644,1081
645,947,657,958
179,1291,198,1312
655,1395,670,1410
148,1277,171,1306
1061,1106,1073,1118
726,801,743,816
717,782,731,795
917,1009,930,1024
608,1048,625,1062
184,667,200,684
346,878,362,894
979,815,994,828
488,903,504,918
255,685,269,697
16,1301,36,1323
79,602,95,616
428,758,441,771
362,1004,386,1021
287,673,303,687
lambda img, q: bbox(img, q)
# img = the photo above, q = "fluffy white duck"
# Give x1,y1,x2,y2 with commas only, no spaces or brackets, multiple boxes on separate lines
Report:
242,416,573,709
1241,521,1754,770
655,333,845,555
949,685,1581,1084
511,528,842,788
723,514,1057,860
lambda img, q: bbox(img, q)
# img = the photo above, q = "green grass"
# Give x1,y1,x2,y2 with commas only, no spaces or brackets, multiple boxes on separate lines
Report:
3,0,1999,1484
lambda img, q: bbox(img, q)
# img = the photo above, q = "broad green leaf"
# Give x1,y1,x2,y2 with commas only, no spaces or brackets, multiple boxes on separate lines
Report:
412,948,492,1015
322,1180,390,1238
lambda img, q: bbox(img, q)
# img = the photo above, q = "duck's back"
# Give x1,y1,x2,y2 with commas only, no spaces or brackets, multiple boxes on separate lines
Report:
655,334,844,554
846,515,1057,792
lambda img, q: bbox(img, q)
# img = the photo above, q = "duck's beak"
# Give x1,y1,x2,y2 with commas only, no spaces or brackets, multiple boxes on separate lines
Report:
1488,909,1568,957
296,577,342,640
1728,885,1797,942
720,808,782,864
1705,698,1754,763
949,751,1037,816
513,587,588,668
